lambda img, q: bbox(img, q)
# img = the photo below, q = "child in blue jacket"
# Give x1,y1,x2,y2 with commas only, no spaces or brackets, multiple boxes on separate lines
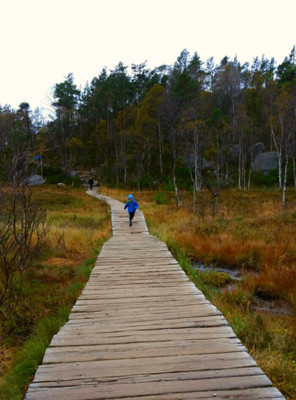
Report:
124,194,139,226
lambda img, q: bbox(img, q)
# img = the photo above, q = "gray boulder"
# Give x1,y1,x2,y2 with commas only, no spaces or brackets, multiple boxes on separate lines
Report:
26,175,45,186
252,142,265,158
231,144,240,161
69,170,78,178
252,152,278,172
185,153,212,169
57,182,66,187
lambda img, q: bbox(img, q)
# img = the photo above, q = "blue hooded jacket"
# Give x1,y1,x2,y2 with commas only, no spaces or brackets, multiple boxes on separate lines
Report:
124,194,139,213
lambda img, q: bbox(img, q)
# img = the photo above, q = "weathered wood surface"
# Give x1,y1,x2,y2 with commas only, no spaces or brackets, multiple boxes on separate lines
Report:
25,190,285,399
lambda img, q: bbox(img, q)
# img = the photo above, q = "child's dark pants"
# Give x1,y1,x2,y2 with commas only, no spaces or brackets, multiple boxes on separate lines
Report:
129,211,135,226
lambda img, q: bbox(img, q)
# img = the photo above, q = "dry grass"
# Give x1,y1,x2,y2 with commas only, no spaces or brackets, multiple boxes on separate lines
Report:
0,186,111,384
105,187,296,307
101,186,296,399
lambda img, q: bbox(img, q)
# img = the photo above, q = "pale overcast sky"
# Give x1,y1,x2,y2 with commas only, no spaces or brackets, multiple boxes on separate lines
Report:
0,0,295,114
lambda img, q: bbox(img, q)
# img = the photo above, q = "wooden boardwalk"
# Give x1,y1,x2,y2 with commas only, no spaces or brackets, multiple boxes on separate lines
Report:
25,191,285,399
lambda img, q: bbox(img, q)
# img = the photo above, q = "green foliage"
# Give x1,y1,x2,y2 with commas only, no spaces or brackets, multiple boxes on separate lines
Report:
277,46,296,87
165,181,174,191
38,165,63,177
2,48,296,191
140,174,154,188
199,271,232,288
66,282,84,300
76,257,97,280
252,169,278,186
232,312,272,350
153,191,168,205
53,73,80,110
176,166,192,189
46,173,81,187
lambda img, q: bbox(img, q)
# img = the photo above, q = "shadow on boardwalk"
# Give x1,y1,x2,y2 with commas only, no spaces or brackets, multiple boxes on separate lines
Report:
25,190,285,399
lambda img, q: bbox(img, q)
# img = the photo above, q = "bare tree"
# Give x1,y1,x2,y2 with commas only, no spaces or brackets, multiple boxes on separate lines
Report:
0,186,48,307
162,93,182,206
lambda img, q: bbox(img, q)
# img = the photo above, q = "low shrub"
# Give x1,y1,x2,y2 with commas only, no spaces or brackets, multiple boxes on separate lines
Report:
153,191,168,205
252,169,278,187
199,271,232,288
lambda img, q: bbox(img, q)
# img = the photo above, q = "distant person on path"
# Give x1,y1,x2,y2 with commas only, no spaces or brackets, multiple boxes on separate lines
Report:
88,178,94,190
124,194,139,226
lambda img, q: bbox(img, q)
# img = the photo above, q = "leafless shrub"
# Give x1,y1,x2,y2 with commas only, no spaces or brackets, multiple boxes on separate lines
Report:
0,186,49,307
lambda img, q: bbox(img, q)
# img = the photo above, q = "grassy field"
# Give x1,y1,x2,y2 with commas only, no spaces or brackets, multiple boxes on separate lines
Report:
102,186,296,400
0,186,111,399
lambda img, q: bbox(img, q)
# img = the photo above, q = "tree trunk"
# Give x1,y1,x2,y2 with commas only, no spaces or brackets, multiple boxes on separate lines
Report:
278,150,282,189
238,142,242,190
247,144,253,190
282,150,288,208
114,135,119,185
193,129,202,191
172,158,181,207
247,164,252,191
189,169,196,213
216,130,220,189
124,163,127,188
242,151,246,190
147,145,151,176
158,119,163,175
225,162,229,185
292,157,296,189
270,118,282,189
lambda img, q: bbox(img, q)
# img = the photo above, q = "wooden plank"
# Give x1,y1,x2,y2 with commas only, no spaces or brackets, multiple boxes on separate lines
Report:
74,296,207,305
30,366,265,387
68,304,218,318
64,314,224,328
50,327,237,346
33,352,257,382
25,375,274,400
43,337,243,357
43,341,245,364
56,321,230,340
78,387,284,400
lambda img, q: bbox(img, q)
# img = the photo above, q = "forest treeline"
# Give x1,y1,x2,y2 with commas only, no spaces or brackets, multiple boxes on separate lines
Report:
1,48,296,200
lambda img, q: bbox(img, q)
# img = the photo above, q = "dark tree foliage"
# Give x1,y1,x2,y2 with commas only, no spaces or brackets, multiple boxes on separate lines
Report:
1,48,296,200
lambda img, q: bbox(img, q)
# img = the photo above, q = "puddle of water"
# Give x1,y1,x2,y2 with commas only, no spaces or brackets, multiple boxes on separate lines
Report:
191,261,294,316
252,297,294,316
223,283,237,292
192,261,242,281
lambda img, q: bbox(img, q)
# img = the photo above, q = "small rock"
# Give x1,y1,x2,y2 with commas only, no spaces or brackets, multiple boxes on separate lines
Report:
57,183,66,187
26,175,45,186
